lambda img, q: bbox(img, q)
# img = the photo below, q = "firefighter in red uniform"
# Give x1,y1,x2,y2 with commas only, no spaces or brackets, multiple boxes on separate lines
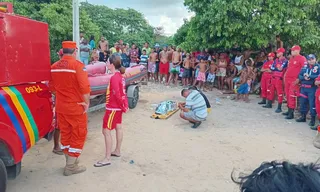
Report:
49,41,90,176
94,54,128,167
258,52,275,105
282,45,307,119
263,48,287,113
312,57,320,149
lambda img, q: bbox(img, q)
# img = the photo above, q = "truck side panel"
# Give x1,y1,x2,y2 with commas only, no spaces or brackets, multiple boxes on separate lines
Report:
0,12,51,86
0,83,53,163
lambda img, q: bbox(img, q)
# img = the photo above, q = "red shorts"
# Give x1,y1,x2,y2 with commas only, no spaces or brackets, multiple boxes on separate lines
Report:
103,110,123,130
159,62,169,74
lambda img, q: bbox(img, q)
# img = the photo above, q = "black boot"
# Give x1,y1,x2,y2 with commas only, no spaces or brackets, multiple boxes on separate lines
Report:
309,116,316,127
285,108,294,119
258,98,266,105
275,103,282,113
296,114,306,122
282,111,289,116
262,100,272,108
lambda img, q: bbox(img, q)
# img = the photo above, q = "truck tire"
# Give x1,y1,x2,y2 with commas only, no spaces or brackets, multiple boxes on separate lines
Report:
0,159,7,192
128,87,139,109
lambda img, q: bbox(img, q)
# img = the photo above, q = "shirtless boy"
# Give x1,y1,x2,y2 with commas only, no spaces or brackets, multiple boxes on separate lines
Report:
168,48,181,86
182,53,191,86
159,46,169,84
193,58,208,91
148,48,157,81
206,62,217,91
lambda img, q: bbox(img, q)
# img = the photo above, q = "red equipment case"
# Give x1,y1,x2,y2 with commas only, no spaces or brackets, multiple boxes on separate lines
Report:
0,3,51,86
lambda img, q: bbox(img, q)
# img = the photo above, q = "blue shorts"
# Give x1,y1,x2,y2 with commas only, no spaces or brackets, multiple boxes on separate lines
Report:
80,57,89,65
233,77,240,83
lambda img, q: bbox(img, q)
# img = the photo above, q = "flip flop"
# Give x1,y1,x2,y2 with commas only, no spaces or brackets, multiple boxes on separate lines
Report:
111,153,121,157
52,149,64,155
94,162,111,167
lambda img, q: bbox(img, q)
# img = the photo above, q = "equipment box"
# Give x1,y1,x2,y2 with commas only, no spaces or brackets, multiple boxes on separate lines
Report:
0,8,51,86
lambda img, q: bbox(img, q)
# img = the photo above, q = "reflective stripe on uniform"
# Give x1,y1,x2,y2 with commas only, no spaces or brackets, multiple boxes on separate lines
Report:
69,148,82,153
61,145,70,149
51,69,76,73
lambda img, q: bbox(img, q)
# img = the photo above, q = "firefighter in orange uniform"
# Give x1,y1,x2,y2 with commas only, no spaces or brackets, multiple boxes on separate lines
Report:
49,41,91,176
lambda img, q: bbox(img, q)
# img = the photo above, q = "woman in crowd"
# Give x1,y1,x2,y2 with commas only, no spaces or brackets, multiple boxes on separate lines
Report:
225,61,238,91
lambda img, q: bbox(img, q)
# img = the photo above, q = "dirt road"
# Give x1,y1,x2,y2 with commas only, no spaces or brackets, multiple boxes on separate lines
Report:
7,83,320,192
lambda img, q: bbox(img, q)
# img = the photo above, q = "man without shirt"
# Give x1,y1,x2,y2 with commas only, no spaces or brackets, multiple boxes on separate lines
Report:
159,46,169,84
168,48,182,86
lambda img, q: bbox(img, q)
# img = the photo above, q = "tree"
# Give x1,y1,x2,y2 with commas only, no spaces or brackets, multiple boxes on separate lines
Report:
177,0,320,54
80,2,154,47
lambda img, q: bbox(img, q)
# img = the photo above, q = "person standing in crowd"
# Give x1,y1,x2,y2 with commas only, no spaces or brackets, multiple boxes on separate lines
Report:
296,54,319,126
110,42,122,54
142,42,151,56
154,44,161,82
98,36,109,52
168,47,181,86
263,48,287,113
49,41,90,176
80,32,85,44
313,74,320,149
89,35,96,50
99,50,109,62
129,43,139,67
254,51,267,69
139,50,148,67
234,49,244,71
258,52,275,105
276,35,284,49
148,48,157,81
80,39,91,65
283,45,307,119
159,46,169,84
94,55,128,167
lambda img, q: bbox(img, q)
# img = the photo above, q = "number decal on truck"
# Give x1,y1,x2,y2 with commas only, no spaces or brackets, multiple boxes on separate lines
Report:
25,85,43,93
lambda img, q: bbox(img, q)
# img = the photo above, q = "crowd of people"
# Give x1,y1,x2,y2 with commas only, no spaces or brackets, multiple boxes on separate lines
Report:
51,33,320,191
61,34,320,149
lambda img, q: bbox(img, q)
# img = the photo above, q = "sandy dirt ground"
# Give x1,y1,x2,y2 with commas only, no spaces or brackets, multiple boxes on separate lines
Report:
7,83,320,192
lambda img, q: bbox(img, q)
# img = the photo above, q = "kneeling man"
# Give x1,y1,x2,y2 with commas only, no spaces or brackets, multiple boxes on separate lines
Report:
179,88,208,128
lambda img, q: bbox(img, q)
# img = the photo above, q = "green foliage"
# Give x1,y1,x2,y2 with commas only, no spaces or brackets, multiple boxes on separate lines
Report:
175,0,320,54
80,2,154,47
1,0,171,62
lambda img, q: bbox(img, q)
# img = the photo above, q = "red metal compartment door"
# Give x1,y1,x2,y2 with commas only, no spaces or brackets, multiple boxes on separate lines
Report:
0,14,7,85
1,14,51,86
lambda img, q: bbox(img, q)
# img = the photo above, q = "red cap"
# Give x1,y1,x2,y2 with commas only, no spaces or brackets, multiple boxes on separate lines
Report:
62,41,77,49
291,45,301,51
276,48,285,53
268,52,275,57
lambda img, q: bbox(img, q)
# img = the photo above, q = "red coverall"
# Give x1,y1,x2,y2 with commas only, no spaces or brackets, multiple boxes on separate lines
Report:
49,55,91,158
267,58,287,103
284,55,307,109
260,60,273,98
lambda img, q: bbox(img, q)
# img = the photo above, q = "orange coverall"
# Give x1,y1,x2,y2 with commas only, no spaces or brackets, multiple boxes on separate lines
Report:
49,55,90,157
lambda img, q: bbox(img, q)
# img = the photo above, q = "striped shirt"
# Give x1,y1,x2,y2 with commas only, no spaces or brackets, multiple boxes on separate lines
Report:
185,90,208,119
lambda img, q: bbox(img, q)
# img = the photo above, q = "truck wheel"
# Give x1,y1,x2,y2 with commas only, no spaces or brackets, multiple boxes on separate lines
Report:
128,87,139,109
0,159,7,192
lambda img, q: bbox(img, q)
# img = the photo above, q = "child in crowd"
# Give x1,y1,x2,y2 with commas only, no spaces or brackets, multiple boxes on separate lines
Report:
206,61,217,91
148,48,157,81
140,50,148,67
182,53,191,86
193,58,208,91
236,77,252,102
225,61,238,91
217,55,228,90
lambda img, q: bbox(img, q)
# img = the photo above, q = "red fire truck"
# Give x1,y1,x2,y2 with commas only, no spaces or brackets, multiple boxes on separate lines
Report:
0,3,54,192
